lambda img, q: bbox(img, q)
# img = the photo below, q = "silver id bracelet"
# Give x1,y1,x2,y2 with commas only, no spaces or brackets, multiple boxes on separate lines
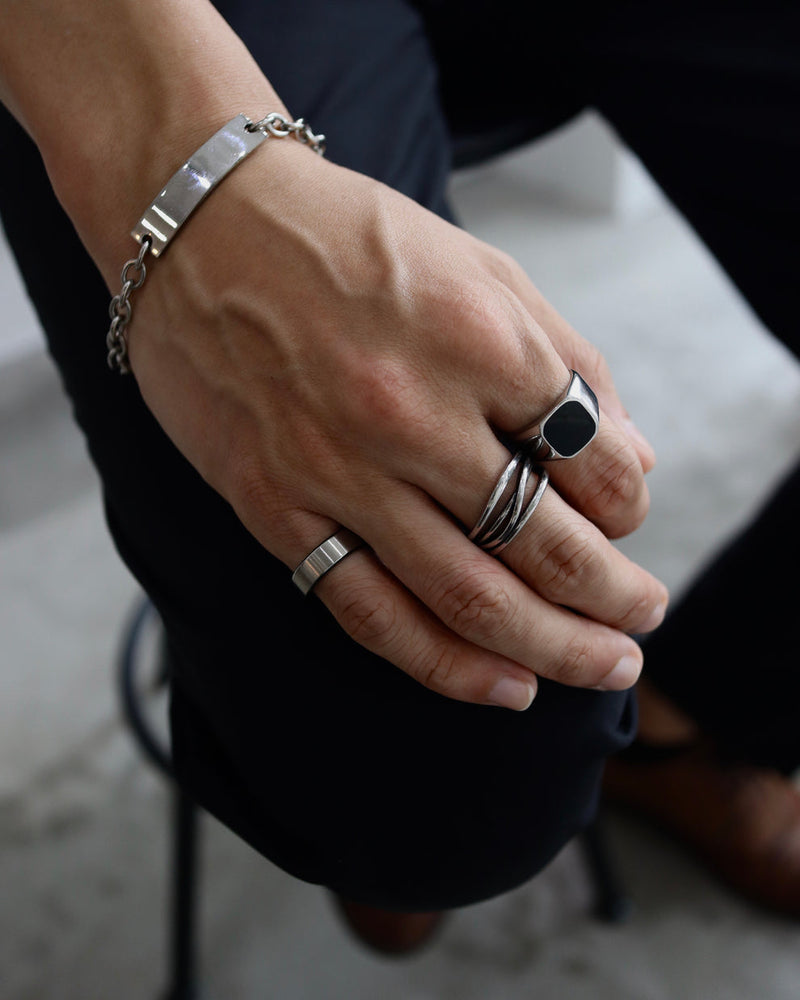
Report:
106,112,325,373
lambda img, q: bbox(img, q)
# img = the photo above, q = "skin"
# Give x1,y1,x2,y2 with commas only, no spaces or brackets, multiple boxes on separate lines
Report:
1,0,668,712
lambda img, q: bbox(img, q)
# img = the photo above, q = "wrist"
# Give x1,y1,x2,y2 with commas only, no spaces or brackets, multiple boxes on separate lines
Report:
1,0,287,281
106,111,327,374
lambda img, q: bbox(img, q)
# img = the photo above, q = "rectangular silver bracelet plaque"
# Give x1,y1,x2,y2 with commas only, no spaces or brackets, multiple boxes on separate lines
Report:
131,114,266,257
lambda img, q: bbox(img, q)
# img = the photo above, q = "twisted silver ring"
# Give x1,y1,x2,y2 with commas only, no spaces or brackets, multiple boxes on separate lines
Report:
513,370,599,460
292,529,365,596
469,452,549,554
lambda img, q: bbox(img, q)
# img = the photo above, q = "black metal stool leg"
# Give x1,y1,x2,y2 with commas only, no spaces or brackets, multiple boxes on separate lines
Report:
579,817,633,923
164,785,201,1000
118,597,204,1000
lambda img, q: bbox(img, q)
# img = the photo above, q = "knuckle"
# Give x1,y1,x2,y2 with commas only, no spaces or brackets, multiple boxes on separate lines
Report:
338,587,399,650
435,564,515,643
449,277,508,333
228,448,274,516
571,344,611,388
346,358,433,443
485,246,538,301
503,255,533,291
227,439,304,521
221,444,316,554
448,273,529,352
532,524,598,596
620,589,658,633
415,643,462,695
551,634,600,687
582,444,646,525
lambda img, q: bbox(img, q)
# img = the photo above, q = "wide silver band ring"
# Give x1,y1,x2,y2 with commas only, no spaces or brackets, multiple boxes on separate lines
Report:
292,528,365,596
513,370,599,460
469,452,549,554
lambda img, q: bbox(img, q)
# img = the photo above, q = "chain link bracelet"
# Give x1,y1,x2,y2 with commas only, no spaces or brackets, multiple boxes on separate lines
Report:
106,112,325,374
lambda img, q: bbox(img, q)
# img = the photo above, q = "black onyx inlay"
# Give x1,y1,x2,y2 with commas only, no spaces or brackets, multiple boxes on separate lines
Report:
542,400,596,457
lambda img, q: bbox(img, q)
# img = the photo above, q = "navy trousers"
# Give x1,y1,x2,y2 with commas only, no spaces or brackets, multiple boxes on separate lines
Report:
1,0,797,909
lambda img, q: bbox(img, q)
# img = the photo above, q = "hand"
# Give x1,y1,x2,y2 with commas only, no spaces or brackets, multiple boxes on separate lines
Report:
127,142,668,710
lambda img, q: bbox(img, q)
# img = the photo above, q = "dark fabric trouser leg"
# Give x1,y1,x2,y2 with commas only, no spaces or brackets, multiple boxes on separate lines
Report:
572,2,800,771
0,0,635,911
639,465,800,773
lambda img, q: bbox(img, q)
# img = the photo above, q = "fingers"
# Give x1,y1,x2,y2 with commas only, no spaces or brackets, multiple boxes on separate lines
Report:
396,416,668,638
314,549,540,711
348,484,651,691
498,485,668,633
311,522,642,707
266,461,652,711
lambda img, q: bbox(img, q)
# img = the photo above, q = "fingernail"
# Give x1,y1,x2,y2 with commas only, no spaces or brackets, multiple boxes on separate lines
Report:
488,677,536,711
635,599,668,634
595,654,642,691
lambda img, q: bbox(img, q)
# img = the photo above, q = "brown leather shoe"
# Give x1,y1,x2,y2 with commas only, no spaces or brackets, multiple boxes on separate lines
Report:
603,738,800,918
332,895,446,955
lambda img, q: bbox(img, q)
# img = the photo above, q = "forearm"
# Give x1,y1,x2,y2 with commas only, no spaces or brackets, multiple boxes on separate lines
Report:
0,0,285,280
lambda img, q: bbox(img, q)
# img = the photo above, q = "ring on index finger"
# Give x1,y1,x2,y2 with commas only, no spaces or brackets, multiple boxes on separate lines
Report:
513,370,599,461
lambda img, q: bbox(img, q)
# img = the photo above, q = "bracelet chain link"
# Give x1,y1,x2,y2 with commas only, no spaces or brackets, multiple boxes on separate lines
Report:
106,112,325,374
106,235,151,374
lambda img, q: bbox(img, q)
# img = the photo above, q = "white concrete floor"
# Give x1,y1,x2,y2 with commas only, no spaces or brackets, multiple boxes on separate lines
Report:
1,120,800,999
